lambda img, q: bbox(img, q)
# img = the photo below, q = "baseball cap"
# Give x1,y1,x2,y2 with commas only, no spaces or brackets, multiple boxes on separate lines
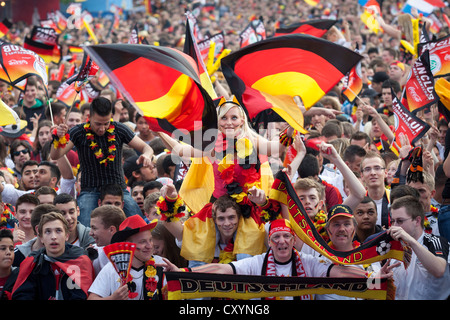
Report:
327,204,353,222
123,155,142,179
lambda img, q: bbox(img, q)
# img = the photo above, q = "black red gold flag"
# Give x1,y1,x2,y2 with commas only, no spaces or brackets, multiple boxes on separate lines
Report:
221,34,363,133
23,37,61,65
342,61,363,103
84,44,217,150
270,171,409,266
0,18,12,38
274,19,337,38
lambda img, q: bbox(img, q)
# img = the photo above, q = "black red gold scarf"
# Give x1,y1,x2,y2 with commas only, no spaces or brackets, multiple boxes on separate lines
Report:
269,171,410,266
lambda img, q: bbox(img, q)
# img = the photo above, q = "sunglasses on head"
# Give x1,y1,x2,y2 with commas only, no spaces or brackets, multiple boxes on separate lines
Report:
13,149,29,156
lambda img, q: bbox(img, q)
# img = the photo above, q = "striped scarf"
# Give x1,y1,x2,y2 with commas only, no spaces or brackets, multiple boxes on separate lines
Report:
262,248,310,300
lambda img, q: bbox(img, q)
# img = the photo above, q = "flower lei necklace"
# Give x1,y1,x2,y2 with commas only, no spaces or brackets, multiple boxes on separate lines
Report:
144,258,158,299
126,257,158,300
84,119,117,166
216,135,261,204
424,205,439,234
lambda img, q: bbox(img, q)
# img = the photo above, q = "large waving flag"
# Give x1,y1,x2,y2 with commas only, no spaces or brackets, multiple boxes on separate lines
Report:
274,19,337,37
418,34,450,78
84,44,218,150
221,34,362,134
402,50,438,113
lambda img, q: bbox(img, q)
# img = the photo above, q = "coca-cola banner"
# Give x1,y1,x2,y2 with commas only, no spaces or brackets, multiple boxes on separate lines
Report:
392,88,430,146
402,50,438,113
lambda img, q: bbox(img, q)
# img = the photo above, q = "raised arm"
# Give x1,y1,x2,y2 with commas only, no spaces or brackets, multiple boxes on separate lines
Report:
160,184,184,241
157,131,205,160
49,123,74,161
127,135,154,167
363,104,395,144
319,142,365,211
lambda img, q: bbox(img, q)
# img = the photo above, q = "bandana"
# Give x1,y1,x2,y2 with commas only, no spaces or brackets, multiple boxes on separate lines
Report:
269,219,294,238
390,60,405,71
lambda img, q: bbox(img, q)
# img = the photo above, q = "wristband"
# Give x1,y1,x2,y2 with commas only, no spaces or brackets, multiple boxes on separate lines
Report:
52,128,70,149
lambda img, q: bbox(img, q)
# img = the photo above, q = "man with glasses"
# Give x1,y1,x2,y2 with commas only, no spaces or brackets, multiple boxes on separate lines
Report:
9,140,32,180
360,151,390,229
388,195,450,300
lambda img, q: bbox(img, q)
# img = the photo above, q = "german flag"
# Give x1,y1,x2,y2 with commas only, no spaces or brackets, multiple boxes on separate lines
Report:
274,19,337,38
341,49,363,104
85,44,217,150
0,19,12,38
183,16,217,99
221,34,363,133
23,36,61,65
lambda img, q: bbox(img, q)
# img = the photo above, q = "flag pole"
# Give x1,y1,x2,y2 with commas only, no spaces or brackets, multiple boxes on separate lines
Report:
64,90,80,123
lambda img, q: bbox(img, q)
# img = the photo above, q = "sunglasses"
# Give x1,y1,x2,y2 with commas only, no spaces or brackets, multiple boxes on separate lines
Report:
13,149,30,156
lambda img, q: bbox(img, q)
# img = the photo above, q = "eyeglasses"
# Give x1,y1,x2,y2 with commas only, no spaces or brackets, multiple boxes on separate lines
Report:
13,149,29,156
391,218,412,225
362,166,385,173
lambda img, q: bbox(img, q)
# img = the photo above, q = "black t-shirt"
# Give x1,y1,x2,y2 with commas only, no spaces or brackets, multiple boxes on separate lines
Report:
69,121,135,190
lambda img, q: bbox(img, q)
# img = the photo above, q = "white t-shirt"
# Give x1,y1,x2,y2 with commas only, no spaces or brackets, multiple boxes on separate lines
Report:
88,255,165,300
230,251,332,300
393,232,450,300
231,252,331,278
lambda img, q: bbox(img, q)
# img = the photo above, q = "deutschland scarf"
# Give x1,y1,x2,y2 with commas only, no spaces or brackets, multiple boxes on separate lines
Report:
261,248,310,300
269,171,410,267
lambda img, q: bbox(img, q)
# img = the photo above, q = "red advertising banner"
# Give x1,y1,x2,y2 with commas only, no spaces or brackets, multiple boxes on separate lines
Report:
402,50,438,113
418,34,450,78
392,88,430,145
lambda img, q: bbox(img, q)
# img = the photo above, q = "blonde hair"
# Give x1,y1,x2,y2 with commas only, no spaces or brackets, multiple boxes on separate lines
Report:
217,100,260,143
398,14,413,44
